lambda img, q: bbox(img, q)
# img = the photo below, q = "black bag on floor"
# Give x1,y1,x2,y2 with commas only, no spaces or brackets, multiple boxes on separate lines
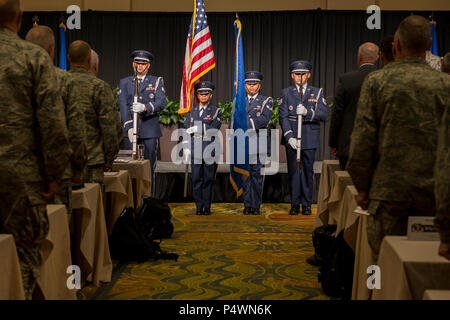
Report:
318,230,355,299
312,224,337,265
109,207,178,262
137,197,174,240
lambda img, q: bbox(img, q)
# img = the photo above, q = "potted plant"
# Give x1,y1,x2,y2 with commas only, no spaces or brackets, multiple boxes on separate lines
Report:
159,98,185,161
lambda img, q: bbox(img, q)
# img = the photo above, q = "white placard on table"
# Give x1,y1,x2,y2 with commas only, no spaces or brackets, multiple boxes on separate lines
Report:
407,216,440,241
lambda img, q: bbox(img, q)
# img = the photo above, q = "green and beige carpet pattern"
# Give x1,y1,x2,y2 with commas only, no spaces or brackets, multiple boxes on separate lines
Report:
79,203,331,300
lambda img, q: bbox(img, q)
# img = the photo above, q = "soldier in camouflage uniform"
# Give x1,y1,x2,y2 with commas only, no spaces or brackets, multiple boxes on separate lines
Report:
25,25,87,218
434,105,450,260
89,49,124,150
68,41,119,190
0,0,71,299
347,15,450,257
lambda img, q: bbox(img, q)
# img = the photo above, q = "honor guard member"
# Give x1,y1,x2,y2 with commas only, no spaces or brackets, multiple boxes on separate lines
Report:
183,81,222,216
118,50,167,173
279,61,328,215
242,71,273,215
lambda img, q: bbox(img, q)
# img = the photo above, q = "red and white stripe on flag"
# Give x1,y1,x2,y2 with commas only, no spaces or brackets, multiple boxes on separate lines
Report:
179,0,215,114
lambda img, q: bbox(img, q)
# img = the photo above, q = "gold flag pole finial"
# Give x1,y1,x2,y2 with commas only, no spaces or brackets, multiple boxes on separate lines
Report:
32,15,39,27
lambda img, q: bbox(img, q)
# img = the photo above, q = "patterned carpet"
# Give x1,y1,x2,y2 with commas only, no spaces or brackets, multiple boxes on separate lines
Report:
79,203,331,300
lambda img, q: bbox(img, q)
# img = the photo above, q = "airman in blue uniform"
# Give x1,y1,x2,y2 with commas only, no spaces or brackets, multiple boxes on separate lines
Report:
118,50,166,174
279,61,328,215
183,81,222,215
242,71,273,215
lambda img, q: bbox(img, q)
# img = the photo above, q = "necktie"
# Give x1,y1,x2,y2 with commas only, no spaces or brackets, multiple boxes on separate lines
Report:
249,97,254,104
199,107,204,117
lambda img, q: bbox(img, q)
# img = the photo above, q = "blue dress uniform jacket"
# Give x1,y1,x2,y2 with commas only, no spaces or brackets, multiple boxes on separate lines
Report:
246,94,273,154
243,94,273,210
184,104,222,211
279,84,328,209
279,85,327,149
118,75,166,139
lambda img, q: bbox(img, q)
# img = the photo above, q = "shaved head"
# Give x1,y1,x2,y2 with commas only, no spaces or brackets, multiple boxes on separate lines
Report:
68,40,91,65
358,42,379,62
25,25,55,53
0,0,20,31
442,53,450,74
396,15,431,54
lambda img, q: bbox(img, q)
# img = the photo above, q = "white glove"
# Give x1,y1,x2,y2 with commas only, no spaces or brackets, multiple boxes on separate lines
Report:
132,102,146,113
186,126,199,134
296,104,307,116
127,128,133,142
288,138,298,150
183,148,191,163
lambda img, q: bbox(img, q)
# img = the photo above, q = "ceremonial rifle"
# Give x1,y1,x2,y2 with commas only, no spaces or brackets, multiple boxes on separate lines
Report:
296,73,305,169
132,65,139,160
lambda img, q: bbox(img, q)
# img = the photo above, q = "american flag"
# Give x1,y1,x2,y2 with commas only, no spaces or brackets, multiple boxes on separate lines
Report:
178,0,216,114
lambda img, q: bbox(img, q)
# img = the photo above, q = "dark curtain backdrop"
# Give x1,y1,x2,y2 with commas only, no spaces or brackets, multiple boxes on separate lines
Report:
19,10,450,161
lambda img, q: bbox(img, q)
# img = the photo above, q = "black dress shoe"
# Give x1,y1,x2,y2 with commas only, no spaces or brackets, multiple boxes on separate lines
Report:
289,205,300,215
302,206,312,215
252,208,261,215
204,208,211,215
243,207,249,215
196,209,203,215
244,207,253,215
306,254,321,266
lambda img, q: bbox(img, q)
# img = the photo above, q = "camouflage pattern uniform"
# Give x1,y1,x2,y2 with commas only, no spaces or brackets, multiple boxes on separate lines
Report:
435,105,450,243
347,57,450,256
0,28,71,299
114,111,124,150
68,67,119,188
52,67,87,217
426,51,442,71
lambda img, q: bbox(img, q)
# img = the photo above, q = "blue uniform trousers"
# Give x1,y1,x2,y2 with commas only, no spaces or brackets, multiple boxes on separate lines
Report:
242,157,264,209
286,147,316,207
192,163,217,211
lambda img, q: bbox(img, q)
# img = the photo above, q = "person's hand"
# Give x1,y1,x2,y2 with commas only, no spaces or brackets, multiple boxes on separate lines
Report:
331,147,338,157
41,181,58,201
296,104,307,116
186,126,199,135
128,128,133,142
288,138,298,150
438,242,450,260
104,163,113,172
183,148,191,164
132,102,146,113
357,191,369,210
71,172,82,183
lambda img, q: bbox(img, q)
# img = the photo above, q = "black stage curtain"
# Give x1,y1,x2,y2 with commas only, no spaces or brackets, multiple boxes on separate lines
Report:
19,10,450,161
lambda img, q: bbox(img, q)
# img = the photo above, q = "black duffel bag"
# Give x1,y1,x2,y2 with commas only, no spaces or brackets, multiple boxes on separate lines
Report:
312,224,337,265
318,230,355,299
137,197,174,240
109,207,178,262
